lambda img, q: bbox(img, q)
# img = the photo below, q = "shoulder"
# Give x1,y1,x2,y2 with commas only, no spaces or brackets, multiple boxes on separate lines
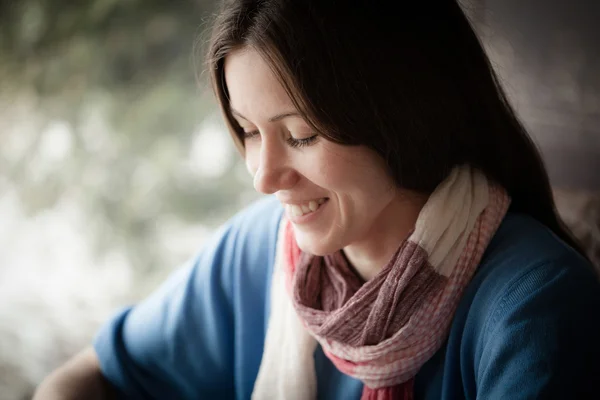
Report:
220,194,284,242
467,212,598,320
204,194,283,269
116,195,284,341
456,213,600,397
93,196,284,398
194,194,284,296
462,212,600,334
481,212,591,272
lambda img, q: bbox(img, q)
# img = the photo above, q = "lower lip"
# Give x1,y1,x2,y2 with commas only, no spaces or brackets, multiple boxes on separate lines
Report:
286,199,329,224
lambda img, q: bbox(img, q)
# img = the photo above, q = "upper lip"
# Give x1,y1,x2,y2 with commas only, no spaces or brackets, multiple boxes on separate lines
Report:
277,196,328,205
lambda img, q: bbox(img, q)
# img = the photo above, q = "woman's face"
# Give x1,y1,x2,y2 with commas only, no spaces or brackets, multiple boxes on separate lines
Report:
224,47,404,256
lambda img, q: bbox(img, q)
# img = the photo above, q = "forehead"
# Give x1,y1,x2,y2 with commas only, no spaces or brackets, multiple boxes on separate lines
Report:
224,48,296,122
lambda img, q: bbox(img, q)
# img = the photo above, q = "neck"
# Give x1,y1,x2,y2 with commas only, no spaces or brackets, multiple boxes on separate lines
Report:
343,192,427,281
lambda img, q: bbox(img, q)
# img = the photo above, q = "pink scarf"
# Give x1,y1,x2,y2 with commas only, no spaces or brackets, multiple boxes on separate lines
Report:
252,166,511,400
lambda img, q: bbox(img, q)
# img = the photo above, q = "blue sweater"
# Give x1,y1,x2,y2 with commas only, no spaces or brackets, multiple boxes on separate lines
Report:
94,195,600,399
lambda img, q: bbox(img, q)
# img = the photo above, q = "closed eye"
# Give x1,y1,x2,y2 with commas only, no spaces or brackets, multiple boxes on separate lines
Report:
242,130,318,149
286,134,318,149
243,130,260,140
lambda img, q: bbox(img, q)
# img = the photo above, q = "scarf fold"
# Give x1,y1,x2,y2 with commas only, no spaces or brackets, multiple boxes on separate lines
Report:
252,165,510,400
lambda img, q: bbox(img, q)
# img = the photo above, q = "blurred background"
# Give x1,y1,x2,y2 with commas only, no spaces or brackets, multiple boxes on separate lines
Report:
0,0,598,399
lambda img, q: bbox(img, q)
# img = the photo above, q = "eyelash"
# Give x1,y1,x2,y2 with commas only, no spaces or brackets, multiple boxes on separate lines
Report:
242,131,318,149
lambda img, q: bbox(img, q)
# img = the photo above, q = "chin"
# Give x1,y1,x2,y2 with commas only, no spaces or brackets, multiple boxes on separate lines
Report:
294,231,340,256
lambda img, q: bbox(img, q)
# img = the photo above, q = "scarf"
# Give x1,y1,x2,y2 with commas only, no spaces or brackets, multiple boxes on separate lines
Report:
252,165,510,400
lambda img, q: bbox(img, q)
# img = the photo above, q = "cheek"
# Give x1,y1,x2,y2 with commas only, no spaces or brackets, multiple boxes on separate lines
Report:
304,147,347,187
319,150,395,200
310,158,364,192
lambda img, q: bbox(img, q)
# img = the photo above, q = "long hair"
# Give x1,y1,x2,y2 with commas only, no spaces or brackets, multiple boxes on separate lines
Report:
206,0,587,257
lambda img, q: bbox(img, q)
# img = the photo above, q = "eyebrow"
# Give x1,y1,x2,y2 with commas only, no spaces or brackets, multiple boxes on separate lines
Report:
230,108,302,123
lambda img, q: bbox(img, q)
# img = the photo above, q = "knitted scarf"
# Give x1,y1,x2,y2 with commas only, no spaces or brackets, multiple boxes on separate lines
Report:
252,166,510,400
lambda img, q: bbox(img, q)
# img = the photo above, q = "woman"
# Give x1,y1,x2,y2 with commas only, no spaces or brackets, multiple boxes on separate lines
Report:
35,0,600,399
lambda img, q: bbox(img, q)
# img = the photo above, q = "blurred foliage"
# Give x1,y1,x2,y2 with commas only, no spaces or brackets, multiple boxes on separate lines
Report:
1,0,211,92
0,0,257,288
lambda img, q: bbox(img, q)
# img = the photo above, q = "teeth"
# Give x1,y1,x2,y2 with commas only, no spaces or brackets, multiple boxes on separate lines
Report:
288,198,327,217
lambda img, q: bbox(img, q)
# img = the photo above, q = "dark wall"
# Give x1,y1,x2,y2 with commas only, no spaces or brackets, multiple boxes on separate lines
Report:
479,0,600,189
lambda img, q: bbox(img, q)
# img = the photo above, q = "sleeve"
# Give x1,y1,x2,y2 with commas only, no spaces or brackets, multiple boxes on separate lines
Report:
93,196,282,400
475,254,600,399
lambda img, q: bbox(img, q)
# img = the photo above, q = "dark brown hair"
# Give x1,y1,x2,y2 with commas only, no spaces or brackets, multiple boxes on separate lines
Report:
206,0,586,257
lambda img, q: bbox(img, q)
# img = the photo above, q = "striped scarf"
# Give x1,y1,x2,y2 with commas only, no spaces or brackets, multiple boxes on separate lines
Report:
252,166,510,400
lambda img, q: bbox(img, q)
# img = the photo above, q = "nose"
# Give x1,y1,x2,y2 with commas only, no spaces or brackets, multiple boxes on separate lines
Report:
250,138,299,195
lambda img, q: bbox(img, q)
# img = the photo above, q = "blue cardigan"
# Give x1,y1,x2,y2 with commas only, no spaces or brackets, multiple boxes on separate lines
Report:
94,195,600,399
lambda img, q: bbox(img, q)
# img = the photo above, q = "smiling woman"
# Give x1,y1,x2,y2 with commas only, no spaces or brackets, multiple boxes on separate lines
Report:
224,48,427,277
35,1,600,399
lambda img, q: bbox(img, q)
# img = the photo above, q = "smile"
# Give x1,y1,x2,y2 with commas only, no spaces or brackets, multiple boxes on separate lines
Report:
286,198,328,217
